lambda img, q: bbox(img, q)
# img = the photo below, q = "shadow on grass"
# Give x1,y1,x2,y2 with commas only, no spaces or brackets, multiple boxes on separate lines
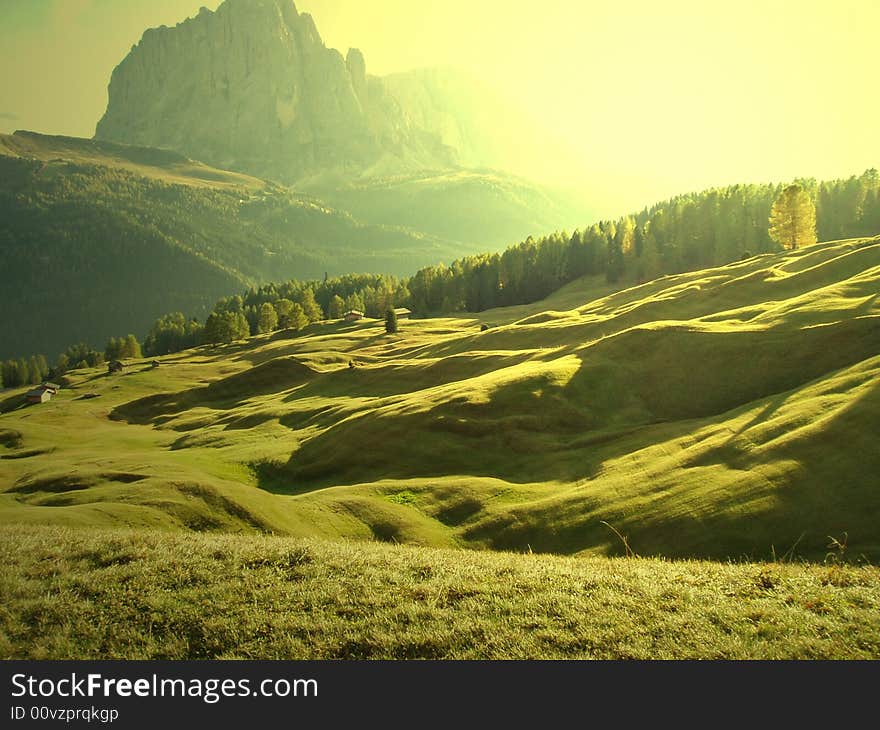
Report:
112,356,320,425
251,364,671,496
0,393,28,414
470,365,880,561
251,335,880,561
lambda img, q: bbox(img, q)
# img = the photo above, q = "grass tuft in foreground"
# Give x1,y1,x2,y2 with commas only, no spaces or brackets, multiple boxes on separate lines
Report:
1,525,877,660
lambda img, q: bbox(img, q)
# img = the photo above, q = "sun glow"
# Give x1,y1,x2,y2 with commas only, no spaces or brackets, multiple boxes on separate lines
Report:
1,0,877,215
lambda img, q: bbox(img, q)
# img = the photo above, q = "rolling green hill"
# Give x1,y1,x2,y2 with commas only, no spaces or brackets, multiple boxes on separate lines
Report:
2,525,877,659
0,131,473,360
0,129,268,191
1,237,878,562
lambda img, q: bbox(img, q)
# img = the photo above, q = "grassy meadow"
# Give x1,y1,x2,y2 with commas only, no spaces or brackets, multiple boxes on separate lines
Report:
2,236,878,559
1,236,879,658
2,525,878,660
0,130,268,192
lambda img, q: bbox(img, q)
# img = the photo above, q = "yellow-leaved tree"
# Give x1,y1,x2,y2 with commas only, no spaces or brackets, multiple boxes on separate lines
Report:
769,184,817,250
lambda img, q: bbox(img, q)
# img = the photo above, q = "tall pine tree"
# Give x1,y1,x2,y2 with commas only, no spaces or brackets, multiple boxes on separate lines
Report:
769,184,817,250
385,308,399,334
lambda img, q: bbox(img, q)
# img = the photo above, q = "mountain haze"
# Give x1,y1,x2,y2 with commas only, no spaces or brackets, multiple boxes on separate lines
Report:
96,0,471,183
92,0,589,245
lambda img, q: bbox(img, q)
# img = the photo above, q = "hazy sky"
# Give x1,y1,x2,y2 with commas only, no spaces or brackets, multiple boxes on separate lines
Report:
1,0,877,214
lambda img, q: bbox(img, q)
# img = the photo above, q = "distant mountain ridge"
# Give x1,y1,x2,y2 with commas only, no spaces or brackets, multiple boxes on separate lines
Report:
1,0,595,361
93,0,590,249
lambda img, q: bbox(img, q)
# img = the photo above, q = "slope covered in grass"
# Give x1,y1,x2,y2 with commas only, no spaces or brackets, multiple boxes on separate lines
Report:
0,130,267,191
1,525,877,660
1,238,879,560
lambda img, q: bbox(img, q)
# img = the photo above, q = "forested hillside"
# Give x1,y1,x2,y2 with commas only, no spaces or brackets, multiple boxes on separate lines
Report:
401,170,880,314
4,136,877,372
0,133,469,360
197,170,880,331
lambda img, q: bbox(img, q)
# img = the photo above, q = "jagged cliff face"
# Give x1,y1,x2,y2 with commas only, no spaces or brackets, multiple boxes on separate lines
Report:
95,0,457,182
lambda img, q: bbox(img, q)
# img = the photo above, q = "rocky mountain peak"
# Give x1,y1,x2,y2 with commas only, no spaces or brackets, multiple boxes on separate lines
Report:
95,0,456,182
346,48,367,101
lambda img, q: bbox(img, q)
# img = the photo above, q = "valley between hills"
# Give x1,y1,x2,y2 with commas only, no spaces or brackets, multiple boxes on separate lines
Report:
2,236,878,561
2,236,879,659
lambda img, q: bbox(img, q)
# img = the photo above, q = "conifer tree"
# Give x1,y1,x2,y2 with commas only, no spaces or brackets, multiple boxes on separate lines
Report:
55,354,70,377
244,306,260,336
273,299,295,329
122,334,142,359
258,302,279,334
345,292,365,314
1,361,17,388
385,308,398,334
36,355,49,381
288,303,309,331
105,337,122,362
769,184,817,250
27,356,41,385
298,288,323,322
233,312,250,341
329,295,346,319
